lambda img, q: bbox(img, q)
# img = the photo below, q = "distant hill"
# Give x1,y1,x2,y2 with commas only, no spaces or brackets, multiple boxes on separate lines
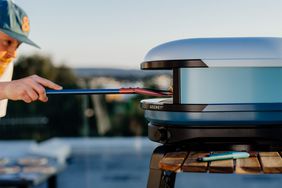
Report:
74,68,171,79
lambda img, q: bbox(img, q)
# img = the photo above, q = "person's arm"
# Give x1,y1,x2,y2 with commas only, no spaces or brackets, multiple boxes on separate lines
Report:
0,74,62,103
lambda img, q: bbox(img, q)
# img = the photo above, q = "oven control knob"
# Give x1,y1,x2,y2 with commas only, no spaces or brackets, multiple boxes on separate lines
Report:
157,127,170,143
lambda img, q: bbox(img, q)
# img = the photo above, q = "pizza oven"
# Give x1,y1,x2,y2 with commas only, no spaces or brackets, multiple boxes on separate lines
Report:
140,37,282,146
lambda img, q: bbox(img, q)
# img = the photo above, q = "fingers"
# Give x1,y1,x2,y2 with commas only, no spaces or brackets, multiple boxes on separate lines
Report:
22,93,32,103
16,86,34,103
16,76,45,103
25,85,39,102
30,75,62,90
5,75,62,103
28,79,48,102
28,75,62,102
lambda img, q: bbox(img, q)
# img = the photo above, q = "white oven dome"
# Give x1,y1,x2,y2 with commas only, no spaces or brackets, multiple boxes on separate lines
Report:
144,37,282,67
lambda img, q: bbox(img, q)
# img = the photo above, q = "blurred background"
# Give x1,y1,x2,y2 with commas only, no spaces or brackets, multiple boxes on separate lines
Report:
0,54,172,139
1,0,282,187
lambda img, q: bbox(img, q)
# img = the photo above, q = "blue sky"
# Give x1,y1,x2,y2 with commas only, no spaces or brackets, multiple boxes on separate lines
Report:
15,0,282,69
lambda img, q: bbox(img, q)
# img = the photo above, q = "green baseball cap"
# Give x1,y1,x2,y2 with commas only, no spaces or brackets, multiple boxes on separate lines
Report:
0,0,39,48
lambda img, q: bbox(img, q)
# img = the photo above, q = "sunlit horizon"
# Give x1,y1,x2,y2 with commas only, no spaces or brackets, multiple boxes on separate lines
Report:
15,0,282,69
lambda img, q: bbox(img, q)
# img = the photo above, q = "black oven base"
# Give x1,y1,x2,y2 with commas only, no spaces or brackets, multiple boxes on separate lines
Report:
148,123,282,151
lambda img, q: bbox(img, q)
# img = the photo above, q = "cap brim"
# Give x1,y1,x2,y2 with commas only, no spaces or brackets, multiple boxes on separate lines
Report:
0,28,40,49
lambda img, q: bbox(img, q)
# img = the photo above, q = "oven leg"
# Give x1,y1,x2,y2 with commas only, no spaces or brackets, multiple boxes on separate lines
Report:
48,175,57,188
18,185,31,188
147,145,176,188
160,171,176,188
147,168,164,188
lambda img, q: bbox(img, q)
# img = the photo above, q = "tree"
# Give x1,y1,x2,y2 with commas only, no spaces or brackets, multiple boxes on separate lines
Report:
4,54,84,140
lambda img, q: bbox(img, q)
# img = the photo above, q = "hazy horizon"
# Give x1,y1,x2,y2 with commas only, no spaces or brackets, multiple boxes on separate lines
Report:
15,0,282,69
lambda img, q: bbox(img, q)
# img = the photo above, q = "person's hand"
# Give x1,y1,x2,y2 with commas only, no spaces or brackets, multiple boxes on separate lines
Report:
2,75,62,103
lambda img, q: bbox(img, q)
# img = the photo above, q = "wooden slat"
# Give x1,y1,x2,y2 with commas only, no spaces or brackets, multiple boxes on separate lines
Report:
159,152,188,172
259,152,281,157
209,159,234,173
156,151,282,174
235,157,261,174
182,152,209,172
260,156,282,174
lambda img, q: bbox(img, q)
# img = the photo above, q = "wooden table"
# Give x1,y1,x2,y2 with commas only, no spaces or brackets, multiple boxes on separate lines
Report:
0,156,65,188
0,174,58,188
147,145,282,188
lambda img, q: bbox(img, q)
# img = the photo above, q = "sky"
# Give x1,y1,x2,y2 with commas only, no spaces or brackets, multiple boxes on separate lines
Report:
14,0,282,69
